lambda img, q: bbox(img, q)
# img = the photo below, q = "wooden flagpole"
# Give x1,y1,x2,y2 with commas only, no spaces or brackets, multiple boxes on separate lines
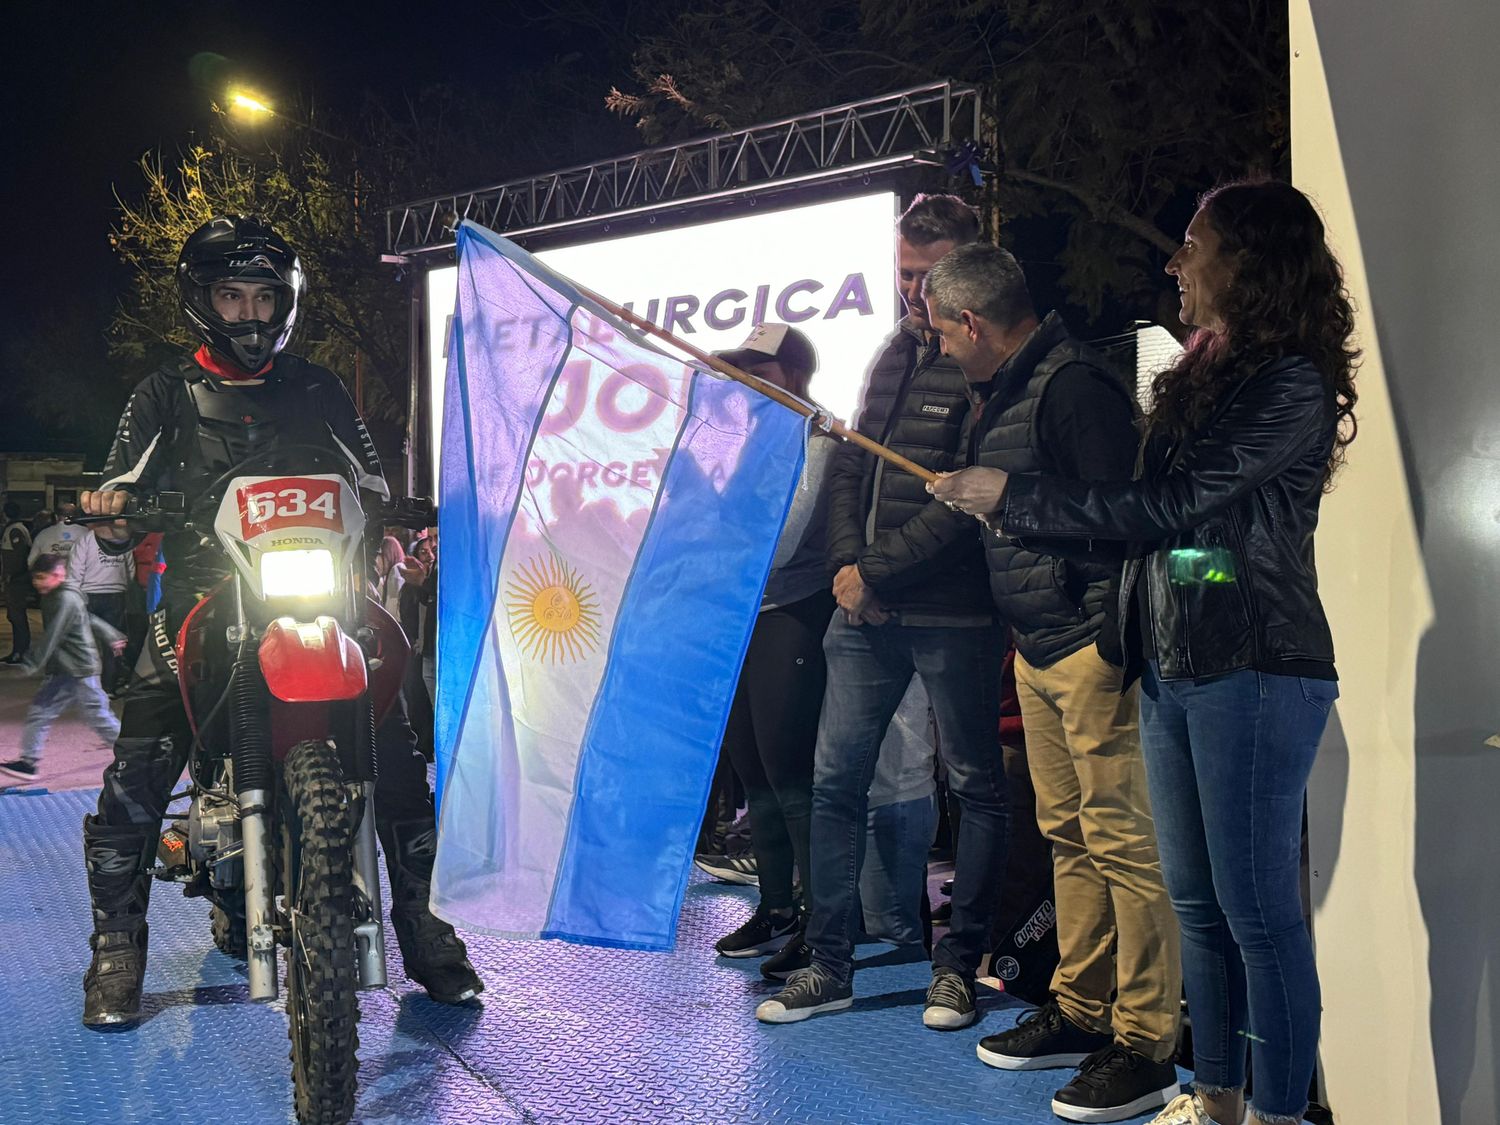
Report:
574,283,939,485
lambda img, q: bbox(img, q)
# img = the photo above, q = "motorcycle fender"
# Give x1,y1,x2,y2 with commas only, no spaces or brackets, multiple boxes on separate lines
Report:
258,616,368,703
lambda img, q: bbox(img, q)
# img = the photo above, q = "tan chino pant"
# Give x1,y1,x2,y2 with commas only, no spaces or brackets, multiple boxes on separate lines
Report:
1015,642,1182,1061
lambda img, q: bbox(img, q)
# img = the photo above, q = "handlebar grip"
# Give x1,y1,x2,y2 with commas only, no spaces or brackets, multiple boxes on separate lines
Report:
378,496,436,530
66,492,188,532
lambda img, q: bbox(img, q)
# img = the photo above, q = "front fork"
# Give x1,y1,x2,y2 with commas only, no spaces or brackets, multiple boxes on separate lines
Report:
350,782,388,989
240,789,279,1001
238,784,388,1000
231,577,388,1000
227,576,281,1002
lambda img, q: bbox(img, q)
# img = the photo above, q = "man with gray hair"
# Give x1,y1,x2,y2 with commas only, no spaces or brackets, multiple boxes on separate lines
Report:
925,242,1183,1123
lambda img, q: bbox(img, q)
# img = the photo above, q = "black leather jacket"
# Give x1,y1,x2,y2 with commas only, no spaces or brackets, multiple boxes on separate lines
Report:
998,355,1337,681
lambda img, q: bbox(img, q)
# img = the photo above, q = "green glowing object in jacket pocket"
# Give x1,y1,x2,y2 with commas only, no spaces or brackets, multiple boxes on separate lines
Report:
1167,547,1238,586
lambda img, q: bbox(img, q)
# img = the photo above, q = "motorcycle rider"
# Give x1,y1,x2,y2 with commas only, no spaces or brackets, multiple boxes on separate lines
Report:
78,215,482,1027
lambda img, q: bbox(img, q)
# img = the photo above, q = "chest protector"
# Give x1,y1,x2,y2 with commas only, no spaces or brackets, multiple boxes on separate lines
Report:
156,355,353,599
175,358,345,491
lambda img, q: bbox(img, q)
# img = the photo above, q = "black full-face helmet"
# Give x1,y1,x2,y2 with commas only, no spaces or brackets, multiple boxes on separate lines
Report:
177,215,306,371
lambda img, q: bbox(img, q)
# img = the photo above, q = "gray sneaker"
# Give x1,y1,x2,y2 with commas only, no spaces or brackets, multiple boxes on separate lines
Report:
923,966,976,1030
755,965,853,1024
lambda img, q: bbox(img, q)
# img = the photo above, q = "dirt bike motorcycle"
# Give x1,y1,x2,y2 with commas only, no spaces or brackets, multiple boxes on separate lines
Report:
92,464,428,1125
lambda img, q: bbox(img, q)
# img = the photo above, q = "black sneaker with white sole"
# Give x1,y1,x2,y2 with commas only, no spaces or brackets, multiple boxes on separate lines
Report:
755,965,853,1023
0,759,38,779
923,966,976,1029
1050,1044,1181,1123
693,852,759,886
715,907,798,958
760,934,812,980
977,997,1112,1070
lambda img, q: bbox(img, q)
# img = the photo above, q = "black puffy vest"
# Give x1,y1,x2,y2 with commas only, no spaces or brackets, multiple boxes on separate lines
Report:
974,316,1132,666
825,325,992,616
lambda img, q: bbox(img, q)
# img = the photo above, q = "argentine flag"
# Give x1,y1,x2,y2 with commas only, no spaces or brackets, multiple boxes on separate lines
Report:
432,221,806,950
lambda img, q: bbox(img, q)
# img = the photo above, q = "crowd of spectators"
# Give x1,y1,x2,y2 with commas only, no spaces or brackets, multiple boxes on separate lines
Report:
372,524,440,758
692,181,1354,1125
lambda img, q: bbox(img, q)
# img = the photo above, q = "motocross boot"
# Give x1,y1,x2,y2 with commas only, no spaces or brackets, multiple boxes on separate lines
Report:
382,818,484,1004
82,815,156,1028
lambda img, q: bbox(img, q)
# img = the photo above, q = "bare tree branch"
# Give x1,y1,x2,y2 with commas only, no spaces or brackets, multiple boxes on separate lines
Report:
1005,168,1179,254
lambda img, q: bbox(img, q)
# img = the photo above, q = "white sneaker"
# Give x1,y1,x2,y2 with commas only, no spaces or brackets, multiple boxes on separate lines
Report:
1147,1092,1250,1125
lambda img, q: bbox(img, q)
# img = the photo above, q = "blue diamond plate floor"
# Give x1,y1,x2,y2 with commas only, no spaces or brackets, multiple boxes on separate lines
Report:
0,787,1183,1123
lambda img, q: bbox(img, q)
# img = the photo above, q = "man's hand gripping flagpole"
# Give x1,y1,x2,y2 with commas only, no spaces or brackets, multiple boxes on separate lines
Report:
573,283,941,486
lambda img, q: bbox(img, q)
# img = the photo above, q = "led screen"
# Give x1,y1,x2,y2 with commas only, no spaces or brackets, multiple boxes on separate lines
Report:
424,192,900,479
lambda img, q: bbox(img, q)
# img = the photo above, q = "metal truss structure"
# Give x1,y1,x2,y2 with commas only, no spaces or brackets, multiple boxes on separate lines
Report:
385,81,982,255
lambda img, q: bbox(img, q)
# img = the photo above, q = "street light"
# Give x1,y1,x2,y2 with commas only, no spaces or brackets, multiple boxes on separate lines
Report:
226,87,275,120
221,86,351,145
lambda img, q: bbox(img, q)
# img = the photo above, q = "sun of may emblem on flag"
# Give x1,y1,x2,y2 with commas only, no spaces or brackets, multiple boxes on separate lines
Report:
504,554,602,663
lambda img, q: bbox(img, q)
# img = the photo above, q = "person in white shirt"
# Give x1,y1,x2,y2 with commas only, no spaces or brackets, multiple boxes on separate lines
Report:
67,528,137,692
28,505,85,566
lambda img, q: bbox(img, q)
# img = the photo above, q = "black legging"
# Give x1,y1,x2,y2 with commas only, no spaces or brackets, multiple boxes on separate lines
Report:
721,590,836,912
5,579,30,656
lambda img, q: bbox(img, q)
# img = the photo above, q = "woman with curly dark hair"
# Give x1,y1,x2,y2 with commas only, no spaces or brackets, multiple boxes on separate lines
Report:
932,179,1358,1125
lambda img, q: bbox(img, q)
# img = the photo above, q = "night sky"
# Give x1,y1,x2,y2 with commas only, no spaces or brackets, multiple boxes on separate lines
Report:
1,1,1145,460
8,1,562,308
3,0,597,453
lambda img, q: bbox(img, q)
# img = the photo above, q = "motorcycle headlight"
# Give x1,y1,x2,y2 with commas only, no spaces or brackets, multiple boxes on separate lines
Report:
260,549,336,598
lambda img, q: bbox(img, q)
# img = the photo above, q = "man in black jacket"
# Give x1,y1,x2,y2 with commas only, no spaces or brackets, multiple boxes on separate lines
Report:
923,244,1182,1123
757,195,1009,1031
1,501,32,662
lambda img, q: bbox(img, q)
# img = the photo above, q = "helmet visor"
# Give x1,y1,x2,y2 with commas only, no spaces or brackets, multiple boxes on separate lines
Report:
191,276,297,329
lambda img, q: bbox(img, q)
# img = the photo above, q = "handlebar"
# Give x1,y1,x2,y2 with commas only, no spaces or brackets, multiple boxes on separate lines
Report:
67,491,435,534
68,492,190,534
71,446,437,538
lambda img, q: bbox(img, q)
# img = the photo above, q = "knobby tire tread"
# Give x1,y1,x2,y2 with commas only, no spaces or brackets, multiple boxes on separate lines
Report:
282,739,360,1125
210,902,248,959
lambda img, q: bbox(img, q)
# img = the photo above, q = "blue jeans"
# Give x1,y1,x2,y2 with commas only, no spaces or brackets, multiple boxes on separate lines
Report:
860,793,937,947
21,674,121,763
808,617,1006,985
1140,664,1337,1122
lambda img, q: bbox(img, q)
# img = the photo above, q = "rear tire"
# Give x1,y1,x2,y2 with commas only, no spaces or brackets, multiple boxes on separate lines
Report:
281,740,360,1125
210,901,247,959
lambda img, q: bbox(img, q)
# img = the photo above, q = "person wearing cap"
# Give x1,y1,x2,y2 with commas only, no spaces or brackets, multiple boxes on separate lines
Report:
703,325,943,977
757,194,1009,1031
702,323,837,961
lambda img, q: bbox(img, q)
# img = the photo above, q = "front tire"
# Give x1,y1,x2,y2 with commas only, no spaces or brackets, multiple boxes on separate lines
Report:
280,740,360,1125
